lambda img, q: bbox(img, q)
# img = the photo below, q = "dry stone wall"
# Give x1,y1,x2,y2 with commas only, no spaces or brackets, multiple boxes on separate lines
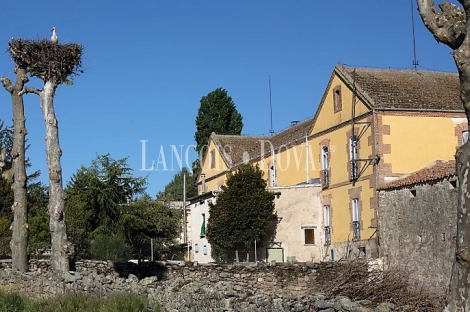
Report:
0,259,421,311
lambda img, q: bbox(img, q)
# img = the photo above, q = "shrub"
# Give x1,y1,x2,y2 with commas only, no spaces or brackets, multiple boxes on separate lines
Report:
99,293,149,312
313,260,444,311
0,291,25,312
90,234,132,262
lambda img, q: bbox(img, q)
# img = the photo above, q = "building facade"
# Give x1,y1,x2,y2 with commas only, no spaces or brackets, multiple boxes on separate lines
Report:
195,64,465,262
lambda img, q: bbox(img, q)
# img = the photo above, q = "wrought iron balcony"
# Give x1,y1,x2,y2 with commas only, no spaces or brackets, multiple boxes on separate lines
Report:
350,160,358,181
321,169,329,189
352,221,360,241
324,226,331,245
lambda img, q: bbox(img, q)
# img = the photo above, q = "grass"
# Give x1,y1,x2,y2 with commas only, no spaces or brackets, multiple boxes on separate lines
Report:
0,290,160,312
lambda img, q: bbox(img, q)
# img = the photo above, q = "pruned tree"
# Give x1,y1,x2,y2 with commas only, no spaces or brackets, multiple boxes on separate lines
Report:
206,164,275,261
417,1,470,310
7,37,83,273
0,65,30,272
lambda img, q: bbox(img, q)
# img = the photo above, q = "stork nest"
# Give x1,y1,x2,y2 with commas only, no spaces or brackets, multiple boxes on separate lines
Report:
8,39,83,84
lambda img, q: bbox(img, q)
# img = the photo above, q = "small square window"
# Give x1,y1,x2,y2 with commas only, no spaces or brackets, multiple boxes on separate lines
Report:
302,227,315,245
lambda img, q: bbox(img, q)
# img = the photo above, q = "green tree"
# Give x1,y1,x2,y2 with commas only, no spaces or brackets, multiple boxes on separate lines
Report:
120,197,182,260
156,167,197,201
65,154,147,259
0,121,13,217
194,88,243,159
0,121,48,259
27,180,50,254
206,164,275,260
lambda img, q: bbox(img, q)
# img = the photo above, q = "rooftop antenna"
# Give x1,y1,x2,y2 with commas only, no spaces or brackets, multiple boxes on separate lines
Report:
411,0,419,70
269,75,274,136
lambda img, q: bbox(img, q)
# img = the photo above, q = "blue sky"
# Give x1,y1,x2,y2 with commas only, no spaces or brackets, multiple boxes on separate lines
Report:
0,1,459,197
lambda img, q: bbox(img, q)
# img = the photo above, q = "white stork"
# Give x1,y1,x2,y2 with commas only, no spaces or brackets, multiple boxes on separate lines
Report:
51,27,58,44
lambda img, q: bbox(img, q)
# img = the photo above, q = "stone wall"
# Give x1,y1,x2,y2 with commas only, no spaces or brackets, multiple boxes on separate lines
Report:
0,259,414,312
378,177,457,295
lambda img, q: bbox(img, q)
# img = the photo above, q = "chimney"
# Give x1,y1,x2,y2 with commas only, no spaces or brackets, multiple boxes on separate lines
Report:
291,120,299,126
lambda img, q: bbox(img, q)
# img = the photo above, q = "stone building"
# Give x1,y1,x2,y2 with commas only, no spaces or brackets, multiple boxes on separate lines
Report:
378,160,457,294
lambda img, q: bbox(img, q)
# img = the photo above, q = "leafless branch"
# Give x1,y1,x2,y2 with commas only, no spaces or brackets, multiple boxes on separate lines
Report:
0,76,14,93
416,0,465,49
18,87,41,96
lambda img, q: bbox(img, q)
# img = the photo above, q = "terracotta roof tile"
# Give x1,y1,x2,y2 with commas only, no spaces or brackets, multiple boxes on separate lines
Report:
212,134,267,168
338,66,461,111
378,160,456,190
212,117,314,167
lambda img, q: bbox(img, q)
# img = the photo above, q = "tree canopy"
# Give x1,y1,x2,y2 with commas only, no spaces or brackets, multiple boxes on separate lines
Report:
194,88,243,156
65,154,182,261
156,167,197,201
206,164,275,259
65,154,147,259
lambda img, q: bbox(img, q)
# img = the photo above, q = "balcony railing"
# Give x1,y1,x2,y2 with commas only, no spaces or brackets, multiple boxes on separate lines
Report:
321,169,329,189
350,160,358,181
352,221,360,241
324,226,331,245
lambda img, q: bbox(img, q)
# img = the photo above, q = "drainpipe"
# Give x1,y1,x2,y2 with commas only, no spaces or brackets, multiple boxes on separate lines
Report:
305,136,309,183
201,173,206,193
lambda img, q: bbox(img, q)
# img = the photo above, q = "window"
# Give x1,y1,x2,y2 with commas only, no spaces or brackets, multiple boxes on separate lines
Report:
333,85,342,113
200,213,206,237
324,206,331,227
270,159,276,187
210,150,215,168
321,147,329,170
302,226,316,245
324,206,331,245
203,245,208,255
352,199,360,240
321,147,329,188
358,247,366,258
194,243,199,253
463,131,469,145
349,135,358,180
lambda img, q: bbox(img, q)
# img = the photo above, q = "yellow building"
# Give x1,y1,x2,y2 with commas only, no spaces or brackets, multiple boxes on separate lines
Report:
197,64,465,262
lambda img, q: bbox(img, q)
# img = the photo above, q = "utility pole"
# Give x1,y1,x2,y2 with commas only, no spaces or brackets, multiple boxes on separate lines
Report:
183,173,190,260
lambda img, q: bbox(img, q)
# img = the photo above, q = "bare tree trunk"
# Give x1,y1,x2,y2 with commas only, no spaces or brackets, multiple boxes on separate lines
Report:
417,1,470,310
40,80,71,274
448,142,470,311
1,68,29,272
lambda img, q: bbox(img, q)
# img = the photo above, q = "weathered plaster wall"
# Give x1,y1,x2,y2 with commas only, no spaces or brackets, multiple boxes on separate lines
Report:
378,177,457,294
269,184,323,262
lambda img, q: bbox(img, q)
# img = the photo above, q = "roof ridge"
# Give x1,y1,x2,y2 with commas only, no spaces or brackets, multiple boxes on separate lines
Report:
338,63,457,75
